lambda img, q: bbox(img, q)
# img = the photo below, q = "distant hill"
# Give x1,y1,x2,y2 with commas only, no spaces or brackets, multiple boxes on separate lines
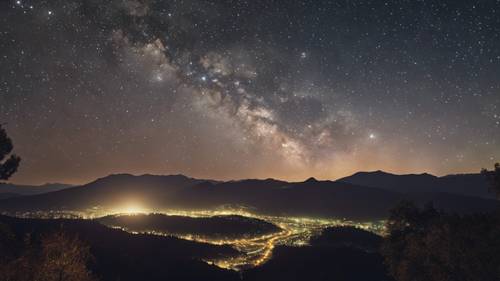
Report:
310,226,382,252
0,174,207,211
98,214,281,239
0,183,72,195
0,192,21,200
337,170,493,199
0,173,498,220
243,245,390,281
0,215,240,281
244,227,389,281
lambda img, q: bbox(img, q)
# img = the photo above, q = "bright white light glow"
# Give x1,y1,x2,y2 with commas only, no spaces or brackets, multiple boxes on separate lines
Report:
115,202,147,214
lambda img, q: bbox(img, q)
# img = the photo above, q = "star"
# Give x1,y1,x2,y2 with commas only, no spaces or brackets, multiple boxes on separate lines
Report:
1,0,499,184
154,74,163,82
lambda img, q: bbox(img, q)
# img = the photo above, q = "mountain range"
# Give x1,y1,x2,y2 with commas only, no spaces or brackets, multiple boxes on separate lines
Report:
0,183,73,197
0,171,497,220
338,170,493,199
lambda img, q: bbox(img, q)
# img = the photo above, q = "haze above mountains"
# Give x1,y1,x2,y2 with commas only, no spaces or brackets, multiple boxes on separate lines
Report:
0,170,496,220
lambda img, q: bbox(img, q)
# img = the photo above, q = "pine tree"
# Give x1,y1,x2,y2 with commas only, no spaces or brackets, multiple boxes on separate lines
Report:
0,125,21,181
482,163,500,199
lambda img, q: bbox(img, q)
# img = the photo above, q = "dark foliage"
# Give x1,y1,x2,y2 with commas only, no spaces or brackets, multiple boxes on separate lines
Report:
382,201,500,281
482,163,500,199
0,125,20,181
98,213,281,239
0,222,20,263
0,215,240,281
0,226,96,281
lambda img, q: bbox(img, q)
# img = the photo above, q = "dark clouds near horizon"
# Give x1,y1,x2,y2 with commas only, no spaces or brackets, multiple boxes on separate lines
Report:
1,0,500,184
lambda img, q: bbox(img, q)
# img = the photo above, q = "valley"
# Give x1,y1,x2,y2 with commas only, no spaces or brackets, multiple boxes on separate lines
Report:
1,207,385,270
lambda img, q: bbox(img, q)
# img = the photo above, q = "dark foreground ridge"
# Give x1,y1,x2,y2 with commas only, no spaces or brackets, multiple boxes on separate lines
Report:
0,215,239,281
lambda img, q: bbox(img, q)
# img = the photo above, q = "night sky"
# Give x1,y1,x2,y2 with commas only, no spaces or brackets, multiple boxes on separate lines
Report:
1,0,499,185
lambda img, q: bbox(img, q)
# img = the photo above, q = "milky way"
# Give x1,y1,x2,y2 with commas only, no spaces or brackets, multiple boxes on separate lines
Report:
1,0,499,184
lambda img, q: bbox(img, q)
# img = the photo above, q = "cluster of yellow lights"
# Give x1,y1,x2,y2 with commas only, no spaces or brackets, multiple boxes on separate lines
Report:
107,200,148,215
3,206,386,271
118,205,147,215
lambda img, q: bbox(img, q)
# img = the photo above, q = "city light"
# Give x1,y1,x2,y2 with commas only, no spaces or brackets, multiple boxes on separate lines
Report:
1,207,385,271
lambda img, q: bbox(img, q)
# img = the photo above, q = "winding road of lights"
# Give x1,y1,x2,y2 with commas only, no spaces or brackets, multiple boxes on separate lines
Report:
2,208,385,270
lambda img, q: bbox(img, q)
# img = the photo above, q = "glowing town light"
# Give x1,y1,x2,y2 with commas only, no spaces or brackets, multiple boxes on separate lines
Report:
114,202,147,214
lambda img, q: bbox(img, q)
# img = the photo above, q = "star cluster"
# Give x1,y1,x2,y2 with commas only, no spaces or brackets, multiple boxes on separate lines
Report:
1,0,499,184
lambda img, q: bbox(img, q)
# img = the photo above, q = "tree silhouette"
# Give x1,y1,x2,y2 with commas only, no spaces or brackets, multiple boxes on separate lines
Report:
482,163,500,199
36,230,96,281
0,228,97,281
382,202,500,281
0,125,21,181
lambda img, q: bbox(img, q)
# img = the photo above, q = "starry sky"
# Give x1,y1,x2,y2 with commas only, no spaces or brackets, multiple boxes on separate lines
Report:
1,0,500,185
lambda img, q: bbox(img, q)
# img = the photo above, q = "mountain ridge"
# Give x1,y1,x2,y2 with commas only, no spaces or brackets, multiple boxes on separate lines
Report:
337,170,492,199
0,172,497,220
0,182,73,195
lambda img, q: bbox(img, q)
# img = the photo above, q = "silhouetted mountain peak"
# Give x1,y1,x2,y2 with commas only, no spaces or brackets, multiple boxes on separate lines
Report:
304,177,318,183
227,178,285,185
95,173,133,180
350,170,394,177
418,172,437,179
348,170,438,179
91,173,193,185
